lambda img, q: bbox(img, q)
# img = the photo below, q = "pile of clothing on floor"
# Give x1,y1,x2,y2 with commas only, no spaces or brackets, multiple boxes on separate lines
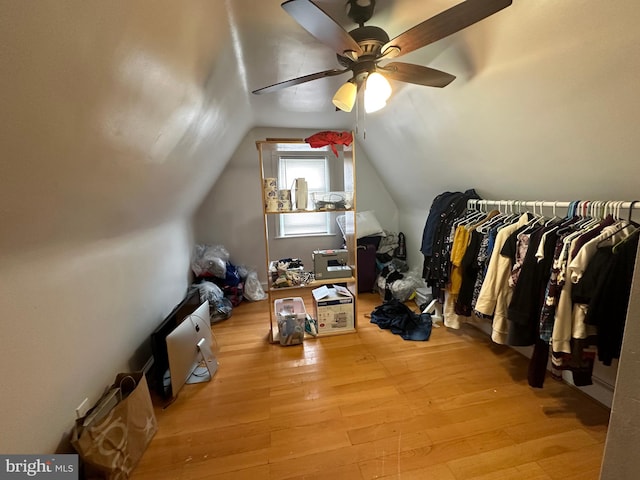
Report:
191,244,266,322
366,231,423,303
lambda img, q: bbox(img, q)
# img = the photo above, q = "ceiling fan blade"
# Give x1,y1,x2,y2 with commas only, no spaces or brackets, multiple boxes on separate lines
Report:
282,0,363,58
381,0,512,58
381,62,456,88
252,68,349,95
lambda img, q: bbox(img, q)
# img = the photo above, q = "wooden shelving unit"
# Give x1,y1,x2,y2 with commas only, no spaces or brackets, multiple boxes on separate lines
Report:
255,137,358,344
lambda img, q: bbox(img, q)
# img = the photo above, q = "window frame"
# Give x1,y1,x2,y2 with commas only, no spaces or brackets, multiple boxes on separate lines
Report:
276,152,333,238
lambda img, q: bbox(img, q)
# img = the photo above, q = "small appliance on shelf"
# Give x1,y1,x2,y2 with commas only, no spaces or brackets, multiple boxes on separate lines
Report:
313,249,352,280
311,191,353,211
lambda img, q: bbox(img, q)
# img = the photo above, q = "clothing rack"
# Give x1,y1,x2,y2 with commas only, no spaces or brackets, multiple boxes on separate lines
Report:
448,197,640,402
465,199,639,220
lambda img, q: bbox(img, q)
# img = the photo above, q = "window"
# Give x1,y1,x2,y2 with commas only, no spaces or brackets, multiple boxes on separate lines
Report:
278,154,331,237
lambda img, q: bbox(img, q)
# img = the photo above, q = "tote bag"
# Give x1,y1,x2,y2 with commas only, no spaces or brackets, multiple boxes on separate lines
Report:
71,372,157,479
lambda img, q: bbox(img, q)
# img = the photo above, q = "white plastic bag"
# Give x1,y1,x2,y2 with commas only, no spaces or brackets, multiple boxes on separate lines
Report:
191,244,229,278
243,271,267,301
390,269,423,302
197,281,224,304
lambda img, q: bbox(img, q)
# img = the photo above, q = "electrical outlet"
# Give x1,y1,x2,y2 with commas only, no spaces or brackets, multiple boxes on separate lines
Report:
75,398,90,419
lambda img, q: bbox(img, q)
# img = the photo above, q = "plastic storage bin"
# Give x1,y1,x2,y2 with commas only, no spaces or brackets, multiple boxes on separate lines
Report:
275,297,306,346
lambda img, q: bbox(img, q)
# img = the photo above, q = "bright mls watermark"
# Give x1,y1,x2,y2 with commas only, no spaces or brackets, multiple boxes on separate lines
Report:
0,455,77,479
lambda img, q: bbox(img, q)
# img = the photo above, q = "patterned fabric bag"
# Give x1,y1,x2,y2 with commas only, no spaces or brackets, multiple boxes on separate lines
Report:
71,372,157,479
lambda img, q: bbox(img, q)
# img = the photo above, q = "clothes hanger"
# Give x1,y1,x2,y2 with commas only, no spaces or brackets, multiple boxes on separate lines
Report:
477,202,509,233
458,208,485,228
598,201,617,231
558,200,589,235
558,201,593,244
625,200,640,227
454,200,484,228
578,200,606,230
543,201,561,227
596,201,637,247
502,200,522,225
519,201,545,234
469,208,501,231
612,224,640,254
537,202,565,247
575,201,594,227
576,200,600,230
595,200,605,220
554,200,578,235
468,201,499,227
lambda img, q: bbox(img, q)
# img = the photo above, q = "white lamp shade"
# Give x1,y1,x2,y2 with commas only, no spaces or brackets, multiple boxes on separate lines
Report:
364,94,386,113
332,81,357,112
363,72,391,113
366,72,391,101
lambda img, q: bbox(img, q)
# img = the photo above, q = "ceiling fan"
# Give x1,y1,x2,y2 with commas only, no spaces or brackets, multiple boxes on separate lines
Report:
252,0,512,112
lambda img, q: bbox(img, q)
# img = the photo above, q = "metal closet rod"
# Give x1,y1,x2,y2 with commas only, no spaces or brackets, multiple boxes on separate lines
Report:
466,199,640,220
466,200,638,210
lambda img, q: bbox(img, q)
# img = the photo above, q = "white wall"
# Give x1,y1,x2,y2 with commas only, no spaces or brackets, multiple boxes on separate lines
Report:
0,220,192,453
0,0,252,453
355,144,400,234
602,241,640,478
194,127,398,283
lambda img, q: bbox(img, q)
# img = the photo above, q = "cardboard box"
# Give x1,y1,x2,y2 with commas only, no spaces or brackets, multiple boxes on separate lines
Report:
311,285,355,335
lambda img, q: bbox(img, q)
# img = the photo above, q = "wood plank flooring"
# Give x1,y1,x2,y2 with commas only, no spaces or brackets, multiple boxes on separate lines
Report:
131,293,610,480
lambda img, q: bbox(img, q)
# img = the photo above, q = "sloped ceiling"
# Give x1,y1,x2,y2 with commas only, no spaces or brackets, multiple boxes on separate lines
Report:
235,0,640,209
2,0,639,256
0,0,252,256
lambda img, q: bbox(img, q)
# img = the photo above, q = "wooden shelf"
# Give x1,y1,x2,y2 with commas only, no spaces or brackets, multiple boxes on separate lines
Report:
257,137,357,341
264,208,354,215
269,276,356,293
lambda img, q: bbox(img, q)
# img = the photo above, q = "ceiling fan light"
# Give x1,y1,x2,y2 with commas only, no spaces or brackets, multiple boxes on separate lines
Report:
365,72,392,101
332,81,357,112
364,92,386,113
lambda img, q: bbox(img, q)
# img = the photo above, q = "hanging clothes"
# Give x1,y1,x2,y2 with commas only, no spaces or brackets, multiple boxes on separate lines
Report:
471,223,502,310
505,225,547,346
443,221,472,329
421,189,480,300
441,200,639,390
548,216,631,354
529,216,633,387
475,213,530,344
442,209,500,328
455,230,484,316
577,232,639,365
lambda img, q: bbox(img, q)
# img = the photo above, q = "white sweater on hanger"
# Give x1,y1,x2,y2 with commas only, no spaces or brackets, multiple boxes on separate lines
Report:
475,214,529,344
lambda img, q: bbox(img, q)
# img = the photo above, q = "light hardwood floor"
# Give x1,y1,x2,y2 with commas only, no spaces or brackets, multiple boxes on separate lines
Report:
132,293,610,480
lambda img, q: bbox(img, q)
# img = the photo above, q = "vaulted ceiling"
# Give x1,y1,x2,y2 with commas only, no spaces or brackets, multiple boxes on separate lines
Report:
236,0,640,208
2,0,640,256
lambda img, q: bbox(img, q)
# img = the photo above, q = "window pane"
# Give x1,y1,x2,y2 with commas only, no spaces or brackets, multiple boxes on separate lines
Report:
280,213,329,236
278,156,330,236
279,157,327,194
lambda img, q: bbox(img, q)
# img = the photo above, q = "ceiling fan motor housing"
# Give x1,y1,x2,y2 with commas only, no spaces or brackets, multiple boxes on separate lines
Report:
336,25,389,67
